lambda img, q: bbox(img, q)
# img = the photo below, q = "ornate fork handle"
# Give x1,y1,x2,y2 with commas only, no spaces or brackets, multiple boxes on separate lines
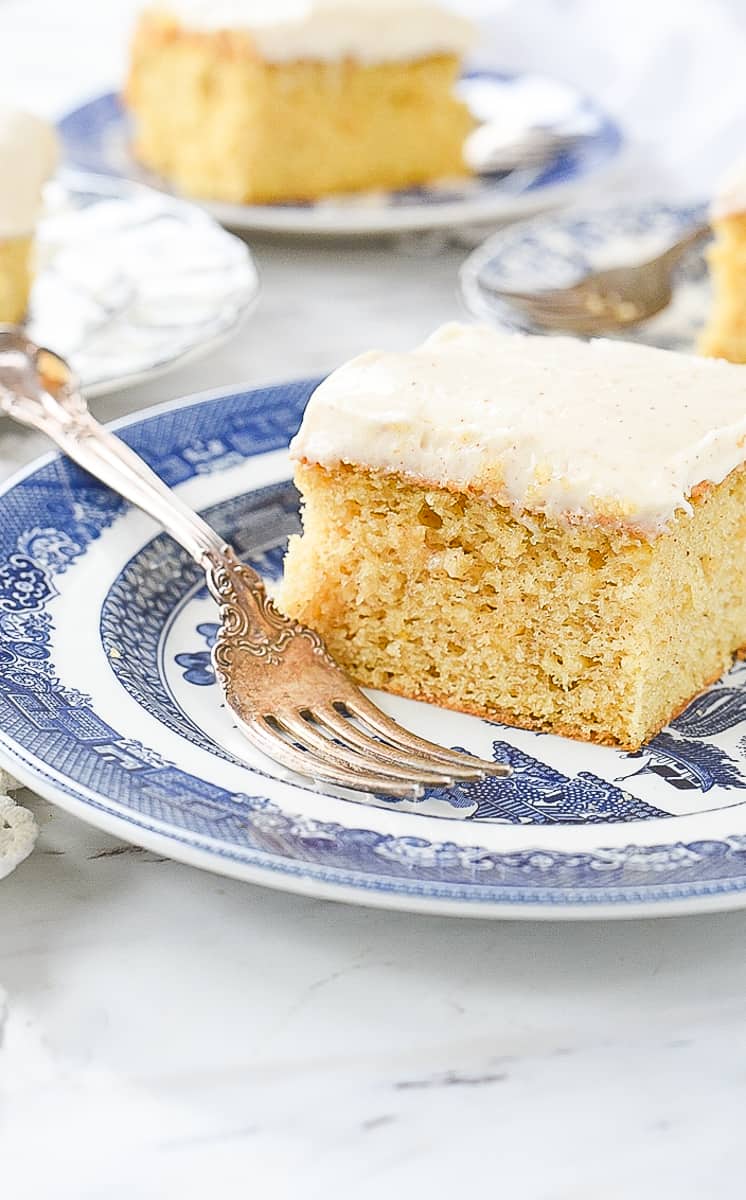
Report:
0,329,272,603
0,329,506,797
0,333,226,564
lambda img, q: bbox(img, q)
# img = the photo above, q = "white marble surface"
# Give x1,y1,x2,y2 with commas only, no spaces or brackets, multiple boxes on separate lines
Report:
3,2,746,1196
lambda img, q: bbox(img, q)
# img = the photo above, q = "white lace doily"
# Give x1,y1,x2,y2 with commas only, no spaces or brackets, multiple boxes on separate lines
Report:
0,776,38,882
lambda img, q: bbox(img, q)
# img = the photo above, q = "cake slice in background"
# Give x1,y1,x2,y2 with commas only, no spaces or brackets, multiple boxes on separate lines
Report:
280,323,746,752
0,108,58,324
125,0,476,204
699,158,746,362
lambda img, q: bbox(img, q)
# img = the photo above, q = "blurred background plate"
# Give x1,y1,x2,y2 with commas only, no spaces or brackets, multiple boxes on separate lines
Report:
58,71,623,236
460,198,710,351
29,172,260,397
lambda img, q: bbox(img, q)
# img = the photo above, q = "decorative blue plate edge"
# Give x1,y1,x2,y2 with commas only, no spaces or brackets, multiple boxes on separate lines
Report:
7,744,746,920
56,74,624,234
459,197,708,336
4,380,746,917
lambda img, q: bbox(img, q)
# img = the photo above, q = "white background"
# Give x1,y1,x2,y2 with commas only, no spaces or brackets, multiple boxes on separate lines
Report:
3,2,746,1197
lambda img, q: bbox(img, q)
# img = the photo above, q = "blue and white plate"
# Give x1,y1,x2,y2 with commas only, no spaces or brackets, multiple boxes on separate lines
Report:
58,72,623,236
461,199,710,351
6,378,746,919
30,173,259,397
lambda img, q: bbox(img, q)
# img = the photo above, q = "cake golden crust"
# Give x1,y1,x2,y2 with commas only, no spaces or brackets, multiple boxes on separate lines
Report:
126,12,472,204
375,663,732,753
293,454,673,540
279,461,746,752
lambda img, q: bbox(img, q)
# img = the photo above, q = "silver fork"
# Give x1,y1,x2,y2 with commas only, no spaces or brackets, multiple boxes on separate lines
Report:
0,329,509,800
482,223,710,335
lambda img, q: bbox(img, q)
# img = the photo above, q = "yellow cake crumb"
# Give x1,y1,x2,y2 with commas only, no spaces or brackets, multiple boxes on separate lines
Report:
279,462,746,751
699,213,746,362
0,234,33,323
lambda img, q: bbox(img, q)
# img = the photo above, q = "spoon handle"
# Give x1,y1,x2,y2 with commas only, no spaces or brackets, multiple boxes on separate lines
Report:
656,221,711,265
0,328,228,565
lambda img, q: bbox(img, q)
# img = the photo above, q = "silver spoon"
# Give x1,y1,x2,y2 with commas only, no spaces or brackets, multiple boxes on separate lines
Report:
465,124,583,175
480,223,710,336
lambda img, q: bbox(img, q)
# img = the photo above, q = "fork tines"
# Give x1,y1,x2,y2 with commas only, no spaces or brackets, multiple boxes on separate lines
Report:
245,694,510,800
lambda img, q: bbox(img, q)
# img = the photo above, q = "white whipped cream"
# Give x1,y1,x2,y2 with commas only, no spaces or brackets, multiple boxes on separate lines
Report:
711,156,746,219
0,108,58,238
290,322,746,535
154,0,475,64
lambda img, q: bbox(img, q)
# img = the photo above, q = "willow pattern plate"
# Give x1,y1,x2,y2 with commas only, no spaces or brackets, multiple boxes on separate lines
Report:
4,379,746,918
58,72,623,236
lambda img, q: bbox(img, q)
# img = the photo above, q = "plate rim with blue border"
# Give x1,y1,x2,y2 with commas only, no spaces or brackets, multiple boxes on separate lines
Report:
57,70,624,236
4,377,746,919
459,197,711,352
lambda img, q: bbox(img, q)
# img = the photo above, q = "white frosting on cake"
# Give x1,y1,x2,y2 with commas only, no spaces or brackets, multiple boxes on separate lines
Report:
290,322,746,535
154,0,475,64
0,108,58,238
711,156,746,219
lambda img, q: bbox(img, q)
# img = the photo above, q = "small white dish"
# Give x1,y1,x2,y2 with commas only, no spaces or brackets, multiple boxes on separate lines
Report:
28,173,260,397
460,198,710,351
58,72,623,236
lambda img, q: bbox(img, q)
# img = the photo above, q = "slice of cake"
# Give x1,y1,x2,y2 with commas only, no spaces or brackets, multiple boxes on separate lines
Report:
0,108,58,324
125,0,476,204
699,158,746,362
280,323,746,751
